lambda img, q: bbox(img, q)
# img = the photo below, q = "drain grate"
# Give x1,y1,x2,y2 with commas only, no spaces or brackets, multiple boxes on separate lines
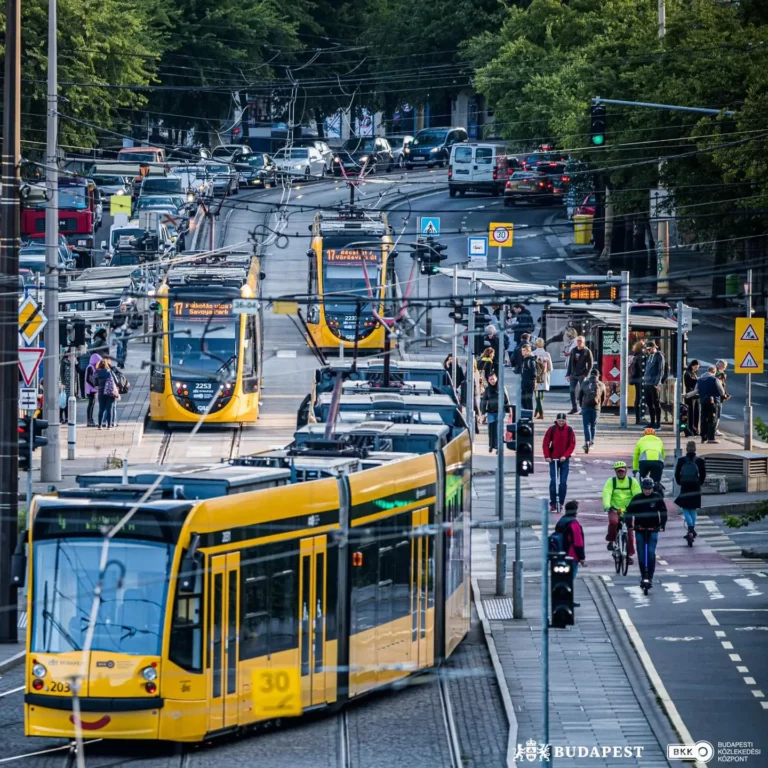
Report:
483,598,514,620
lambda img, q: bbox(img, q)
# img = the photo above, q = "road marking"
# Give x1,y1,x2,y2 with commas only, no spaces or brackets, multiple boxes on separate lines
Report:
730,654,742,662
662,583,687,603
735,578,763,597
624,585,650,608
753,381,767,388
762,702,768,709
618,609,706,767
0,685,23,698
715,630,726,638
744,677,756,685
722,641,734,649
700,580,725,600
751,690,764,698
738,666,750,673
721,414,736,420
703,609,719,626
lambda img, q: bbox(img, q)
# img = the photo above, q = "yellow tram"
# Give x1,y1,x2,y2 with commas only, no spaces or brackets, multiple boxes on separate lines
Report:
149,249,263,425
19,396,470,741
306,209,395,351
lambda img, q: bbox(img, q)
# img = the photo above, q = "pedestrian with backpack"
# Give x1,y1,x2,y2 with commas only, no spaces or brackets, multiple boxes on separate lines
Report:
543,413,576,512
552,501,586,579
95,359,118,429
674,441,706,544
532,338,552,420
578,367,605,453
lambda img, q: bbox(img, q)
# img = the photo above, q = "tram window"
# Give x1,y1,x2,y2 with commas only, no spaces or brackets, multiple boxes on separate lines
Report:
271,567,298,653
351,539,378,634
325,544,338,642
241,571,269,658
378,545,394,629
243,320,255,378
393,539,411,621
150,314,165,393
169,589,203,672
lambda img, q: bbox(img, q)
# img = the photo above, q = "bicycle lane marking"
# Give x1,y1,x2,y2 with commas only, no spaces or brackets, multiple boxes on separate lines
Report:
619,608,709,768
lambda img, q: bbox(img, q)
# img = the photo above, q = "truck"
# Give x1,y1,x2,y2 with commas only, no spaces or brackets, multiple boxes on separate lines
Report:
21,177,101,266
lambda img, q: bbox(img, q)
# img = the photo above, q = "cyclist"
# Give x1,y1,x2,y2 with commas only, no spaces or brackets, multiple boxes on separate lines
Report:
602,461,640,561
625,477,668,590
633,427,665,483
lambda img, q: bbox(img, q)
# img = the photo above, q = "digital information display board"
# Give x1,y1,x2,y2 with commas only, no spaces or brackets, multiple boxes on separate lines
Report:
558,280,619,303
323,248,380,265
172,300,233,318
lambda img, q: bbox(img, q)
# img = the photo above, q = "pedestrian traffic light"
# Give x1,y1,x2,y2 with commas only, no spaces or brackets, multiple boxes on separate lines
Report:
550,555,575,628
680,402,689,435
590,104,606,146
516,415,534,476
18,416,48,472
448,300,466,324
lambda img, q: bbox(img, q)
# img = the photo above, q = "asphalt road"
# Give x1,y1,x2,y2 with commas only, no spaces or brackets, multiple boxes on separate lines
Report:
609,576,768,766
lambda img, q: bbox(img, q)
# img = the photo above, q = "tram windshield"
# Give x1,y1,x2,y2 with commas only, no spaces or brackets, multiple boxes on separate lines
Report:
168,298,239,377
321,238,383,314
31,538,173,656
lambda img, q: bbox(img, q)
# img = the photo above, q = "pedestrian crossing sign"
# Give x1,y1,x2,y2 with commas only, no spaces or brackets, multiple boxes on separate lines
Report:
419,217,440,237
734,317,764,373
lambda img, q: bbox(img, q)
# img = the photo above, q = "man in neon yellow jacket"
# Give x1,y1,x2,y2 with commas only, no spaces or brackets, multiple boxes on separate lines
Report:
602,461,641,557
633,428,665,483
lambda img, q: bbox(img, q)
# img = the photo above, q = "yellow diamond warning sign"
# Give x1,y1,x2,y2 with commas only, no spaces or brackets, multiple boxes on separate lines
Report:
734,317,764,374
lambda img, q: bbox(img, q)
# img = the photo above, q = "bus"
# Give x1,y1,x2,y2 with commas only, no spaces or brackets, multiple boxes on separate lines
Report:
306,209,395,352
18,422,470,741
149,249,263,425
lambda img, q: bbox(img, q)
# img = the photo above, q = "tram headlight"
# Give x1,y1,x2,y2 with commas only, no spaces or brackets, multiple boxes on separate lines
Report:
142,665,158,682
32,662,47,678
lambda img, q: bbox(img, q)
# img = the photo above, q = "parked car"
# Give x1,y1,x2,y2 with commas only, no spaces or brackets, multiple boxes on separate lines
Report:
19,245,74,287
388,135,414,168
116,146,166,164
404,127,468,169
90,174,133,198
273,147,326,178
535,162,571,202
331,137,394,176
200,163,239,195
291,139,334,172
212,144,252,162
235,154,276,187
448,142,507,197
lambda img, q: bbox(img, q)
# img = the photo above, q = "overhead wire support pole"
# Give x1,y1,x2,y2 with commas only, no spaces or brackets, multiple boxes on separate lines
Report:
452,264,458,391
744,269,753,451
541,497,550,767
41,0,62,483
466,276,476,445
0,0,22,643
513,381,524,619
619,271,630,429
495,335,506,597
592,96,735,117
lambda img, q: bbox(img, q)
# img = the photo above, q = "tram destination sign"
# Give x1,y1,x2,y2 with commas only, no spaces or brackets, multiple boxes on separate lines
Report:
173,300,233,317
324,247,380,264
558,280,619,303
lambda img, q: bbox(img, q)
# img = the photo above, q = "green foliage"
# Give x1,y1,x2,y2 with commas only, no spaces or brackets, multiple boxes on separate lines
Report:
756,417,768,442
724,501,768,529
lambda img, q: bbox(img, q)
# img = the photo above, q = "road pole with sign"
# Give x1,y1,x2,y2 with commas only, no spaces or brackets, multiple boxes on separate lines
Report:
733,279,764,450
513,381,524,618
619,271,630,428
489,223,513,273
466,277,476,444
452,264,458,387
675,301,684,462
743,270,755,450
68,348,76,460
495,335,506,597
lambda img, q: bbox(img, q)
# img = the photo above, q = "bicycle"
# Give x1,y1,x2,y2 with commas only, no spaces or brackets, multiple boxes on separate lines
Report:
612,510,630,576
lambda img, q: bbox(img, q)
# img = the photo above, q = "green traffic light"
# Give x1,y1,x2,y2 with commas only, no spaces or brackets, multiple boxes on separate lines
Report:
592,134,605,146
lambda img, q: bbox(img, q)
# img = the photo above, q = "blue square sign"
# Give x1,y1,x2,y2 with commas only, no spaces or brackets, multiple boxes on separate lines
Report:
468,237,488,258
419,216,440,237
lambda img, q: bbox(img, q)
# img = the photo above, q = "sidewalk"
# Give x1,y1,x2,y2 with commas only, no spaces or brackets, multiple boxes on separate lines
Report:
22,337,159,497
476,576,671,768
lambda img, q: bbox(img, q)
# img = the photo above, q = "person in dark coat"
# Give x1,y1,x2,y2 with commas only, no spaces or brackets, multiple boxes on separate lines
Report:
625,478,668,587
480,371,510,453
510,303,534,344
674,441,706,540
511,333,531,373
443,354,465,392
565,336,594,415
687,366,724,443
482,325,505,374
519,343,537,412
683,360,700,436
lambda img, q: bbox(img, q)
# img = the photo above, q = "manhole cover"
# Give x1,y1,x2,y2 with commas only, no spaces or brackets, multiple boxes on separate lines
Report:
483,598,514,620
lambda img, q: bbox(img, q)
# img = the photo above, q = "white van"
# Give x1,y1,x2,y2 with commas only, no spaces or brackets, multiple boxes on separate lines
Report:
448,142,507,197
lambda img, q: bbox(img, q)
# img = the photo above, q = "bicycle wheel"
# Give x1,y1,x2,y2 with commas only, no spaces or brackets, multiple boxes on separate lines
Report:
621,534,630,576
614,549,621,574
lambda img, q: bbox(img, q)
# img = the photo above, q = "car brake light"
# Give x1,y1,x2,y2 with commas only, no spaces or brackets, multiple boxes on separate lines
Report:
538,181,545,188
493,169,497,180
448,165,452,179
562,176,570,182
506,181,511,188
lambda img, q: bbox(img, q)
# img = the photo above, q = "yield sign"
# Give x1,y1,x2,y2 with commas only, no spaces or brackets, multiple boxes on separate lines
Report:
19,347,44,386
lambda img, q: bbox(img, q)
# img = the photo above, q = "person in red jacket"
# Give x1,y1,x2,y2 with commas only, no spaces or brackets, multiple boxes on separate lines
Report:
543,412,576,512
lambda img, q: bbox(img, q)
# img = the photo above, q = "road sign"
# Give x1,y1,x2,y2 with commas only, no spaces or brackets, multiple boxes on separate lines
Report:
232,298,260,315
18,296,47,345
419,216,440,237
18,348,45,387
468,237,488,258
110,194,132,216
734,317,764,374
489,222,513,248
19,387,37,411
251,667,302,719
681,305,693,332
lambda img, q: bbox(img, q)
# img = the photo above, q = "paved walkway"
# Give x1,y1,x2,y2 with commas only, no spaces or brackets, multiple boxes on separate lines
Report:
477,576,670,767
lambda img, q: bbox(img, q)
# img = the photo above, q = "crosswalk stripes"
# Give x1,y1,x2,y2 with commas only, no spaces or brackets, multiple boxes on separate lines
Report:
17,611,26,630
686,515,768,570
471,529,497,579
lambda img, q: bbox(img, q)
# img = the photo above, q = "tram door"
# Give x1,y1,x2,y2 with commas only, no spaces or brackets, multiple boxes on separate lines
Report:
411,508,431,668
298,535,328,708
208,553,240,733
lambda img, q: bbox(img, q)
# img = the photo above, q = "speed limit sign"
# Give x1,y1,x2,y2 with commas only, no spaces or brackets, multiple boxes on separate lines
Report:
489,222,514,248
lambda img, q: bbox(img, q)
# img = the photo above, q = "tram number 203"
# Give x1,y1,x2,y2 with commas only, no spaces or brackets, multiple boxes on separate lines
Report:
50,681,71,693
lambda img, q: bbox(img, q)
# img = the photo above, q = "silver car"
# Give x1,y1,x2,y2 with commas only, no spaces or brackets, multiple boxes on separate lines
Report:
90,174,133,197
201,163,239,195
387,135,414,169
273,147,326,178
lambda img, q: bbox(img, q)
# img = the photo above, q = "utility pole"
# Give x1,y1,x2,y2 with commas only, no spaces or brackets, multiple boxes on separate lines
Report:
540,497,550,767
675,301,684,462
0,0,22,643
452,264,458,388
658,0,666,38
41,0,62,483
495,338,507,597
619,270,630,428
513,382,524,619
744,269,753,451
466,277,476,444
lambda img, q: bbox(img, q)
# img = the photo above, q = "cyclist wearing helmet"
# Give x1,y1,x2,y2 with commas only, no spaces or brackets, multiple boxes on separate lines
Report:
633,428,665,483
625,477,668,589
602,461,641,559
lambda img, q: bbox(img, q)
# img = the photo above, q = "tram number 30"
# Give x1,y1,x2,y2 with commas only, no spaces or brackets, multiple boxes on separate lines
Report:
251,667,302,718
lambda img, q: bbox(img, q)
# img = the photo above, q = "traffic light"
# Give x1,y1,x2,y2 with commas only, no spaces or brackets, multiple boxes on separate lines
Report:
550,555,575,628
420,240,448,275
448,300,466,324
504,404,517,449
18,416,48,472
73,316,86,347
680,402,689,435
515,412,534,476
590,104,606,147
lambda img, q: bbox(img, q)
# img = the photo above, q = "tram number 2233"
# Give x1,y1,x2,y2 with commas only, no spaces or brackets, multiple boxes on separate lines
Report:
251,668,302,718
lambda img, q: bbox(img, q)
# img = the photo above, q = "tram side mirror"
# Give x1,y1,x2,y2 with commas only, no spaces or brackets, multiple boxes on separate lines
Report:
390,250,399,259
149,301,160,312
11,532,27,589
260,272,266,280
179,533,201,594
306,249,314,258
